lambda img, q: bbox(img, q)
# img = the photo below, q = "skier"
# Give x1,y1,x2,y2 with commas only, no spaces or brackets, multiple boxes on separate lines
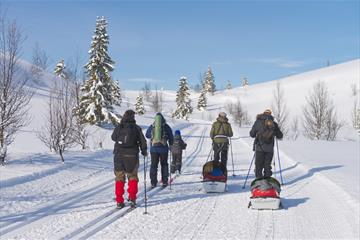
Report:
170,130,187,175
250,109,283,179
146,113,174,188
111,110,147,209
210,112,233,167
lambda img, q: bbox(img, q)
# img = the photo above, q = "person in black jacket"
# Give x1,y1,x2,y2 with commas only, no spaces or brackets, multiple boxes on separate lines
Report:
250,109,283,179
111,110,147,208
170,130,187,175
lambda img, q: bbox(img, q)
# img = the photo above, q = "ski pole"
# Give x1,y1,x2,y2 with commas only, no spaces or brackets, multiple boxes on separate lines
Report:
206,147,212,162
230,138,235,177
169,151,172,190
242,152,255,189
275,138,284,185
143,155,148,215
273,153,277,180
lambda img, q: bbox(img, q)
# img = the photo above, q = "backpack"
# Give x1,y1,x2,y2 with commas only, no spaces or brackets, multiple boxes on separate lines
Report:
151,115,167,147
117,124,139,148
257,117,275,144
171,137,183,154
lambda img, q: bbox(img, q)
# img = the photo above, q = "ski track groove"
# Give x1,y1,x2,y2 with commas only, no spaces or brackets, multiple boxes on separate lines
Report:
1,167,110,219
67,126,206,240
189,193,219,240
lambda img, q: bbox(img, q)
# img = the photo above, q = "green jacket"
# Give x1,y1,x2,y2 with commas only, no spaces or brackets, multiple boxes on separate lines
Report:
210,117,233,144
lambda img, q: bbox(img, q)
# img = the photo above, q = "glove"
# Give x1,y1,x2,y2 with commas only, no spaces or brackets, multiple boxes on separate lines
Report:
142,151,148,157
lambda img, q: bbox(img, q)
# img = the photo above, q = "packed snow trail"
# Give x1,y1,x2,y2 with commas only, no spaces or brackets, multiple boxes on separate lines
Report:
90,123,358,240
0,123,358,239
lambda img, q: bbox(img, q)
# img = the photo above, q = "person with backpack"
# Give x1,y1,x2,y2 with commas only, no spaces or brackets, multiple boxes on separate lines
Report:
146,113,174,188
250,109,283,179
111,110,147,209
210,112,233,167
170,130,187,175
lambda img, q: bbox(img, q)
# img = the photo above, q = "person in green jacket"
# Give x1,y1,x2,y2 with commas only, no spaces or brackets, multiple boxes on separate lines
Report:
210,112,233,167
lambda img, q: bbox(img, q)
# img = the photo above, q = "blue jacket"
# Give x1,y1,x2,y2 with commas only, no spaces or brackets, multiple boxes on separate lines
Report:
146,120,174,154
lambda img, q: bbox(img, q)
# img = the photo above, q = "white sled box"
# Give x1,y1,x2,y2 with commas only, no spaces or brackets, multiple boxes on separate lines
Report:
249,197,281,210
202,181,226,193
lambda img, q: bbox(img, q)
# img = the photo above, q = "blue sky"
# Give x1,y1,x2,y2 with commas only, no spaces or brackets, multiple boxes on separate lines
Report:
2,0,360,90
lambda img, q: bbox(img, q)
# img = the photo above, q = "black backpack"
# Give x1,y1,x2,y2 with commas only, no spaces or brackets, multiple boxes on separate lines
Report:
117,124,139,148
257,117,275,144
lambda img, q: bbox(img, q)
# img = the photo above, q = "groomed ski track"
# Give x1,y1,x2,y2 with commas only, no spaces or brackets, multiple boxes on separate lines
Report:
1,123,359,239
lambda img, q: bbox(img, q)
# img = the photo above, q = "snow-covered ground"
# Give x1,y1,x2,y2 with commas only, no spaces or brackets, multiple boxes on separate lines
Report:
0,59,359,239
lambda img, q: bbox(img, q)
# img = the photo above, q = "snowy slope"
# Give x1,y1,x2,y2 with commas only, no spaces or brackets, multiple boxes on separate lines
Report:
0,59,359,239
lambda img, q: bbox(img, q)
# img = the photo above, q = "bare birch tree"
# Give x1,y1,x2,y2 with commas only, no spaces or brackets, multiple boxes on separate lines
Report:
271,81,289,136
290,117,299,140
31,42,49,83
151,89,162,112
302,81,343,140
38,71,76,162
226,99,249,127
0,14,32,165
142,82,152,101
67,54,89,149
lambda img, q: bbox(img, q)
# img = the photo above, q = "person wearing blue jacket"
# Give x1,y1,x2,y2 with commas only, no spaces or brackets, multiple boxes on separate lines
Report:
146,113,174,188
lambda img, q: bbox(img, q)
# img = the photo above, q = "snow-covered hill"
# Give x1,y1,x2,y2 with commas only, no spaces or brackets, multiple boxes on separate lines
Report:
0,59,359,239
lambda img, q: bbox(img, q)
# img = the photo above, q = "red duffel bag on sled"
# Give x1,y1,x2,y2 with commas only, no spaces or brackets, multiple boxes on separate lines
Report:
248,177,282,209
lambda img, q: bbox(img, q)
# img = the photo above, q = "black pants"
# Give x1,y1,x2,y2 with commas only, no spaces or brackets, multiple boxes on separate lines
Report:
150,152,169,186
255,151,274,179
171,153,182,173
213,143,228,167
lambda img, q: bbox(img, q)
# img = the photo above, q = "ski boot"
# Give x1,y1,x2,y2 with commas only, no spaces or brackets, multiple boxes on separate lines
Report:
129,199,137,209
116,202,125,209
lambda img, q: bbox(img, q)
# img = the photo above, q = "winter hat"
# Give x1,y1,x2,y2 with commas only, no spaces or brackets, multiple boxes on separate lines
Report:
219,112,227,117
264,109,272,115
175,130,181,135
121,109,135,123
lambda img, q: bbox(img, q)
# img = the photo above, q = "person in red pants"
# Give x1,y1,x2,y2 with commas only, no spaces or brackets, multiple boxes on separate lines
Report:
111,110,147,208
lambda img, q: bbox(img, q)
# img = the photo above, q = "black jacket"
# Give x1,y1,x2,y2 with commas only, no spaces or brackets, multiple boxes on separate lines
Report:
250,114,283,153
111,121,147,157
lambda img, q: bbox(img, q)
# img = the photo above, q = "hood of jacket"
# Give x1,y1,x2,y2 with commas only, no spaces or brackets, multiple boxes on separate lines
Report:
155,112,166,124
216,116,228,123
256,113,274,121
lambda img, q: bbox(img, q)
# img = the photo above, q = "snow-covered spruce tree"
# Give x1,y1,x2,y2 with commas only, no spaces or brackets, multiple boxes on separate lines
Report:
204,66,216,95
76,16,120,125
197,87,207,111
242,77,249,87
111,79,122,106
135,94,146,115
173,77,193,120
226,80,232,90
54,59,68,79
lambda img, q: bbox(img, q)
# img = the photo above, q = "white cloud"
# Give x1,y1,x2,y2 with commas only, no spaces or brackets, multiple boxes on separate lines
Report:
257,58,306,68
127,78,161,83
212,61,233,65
